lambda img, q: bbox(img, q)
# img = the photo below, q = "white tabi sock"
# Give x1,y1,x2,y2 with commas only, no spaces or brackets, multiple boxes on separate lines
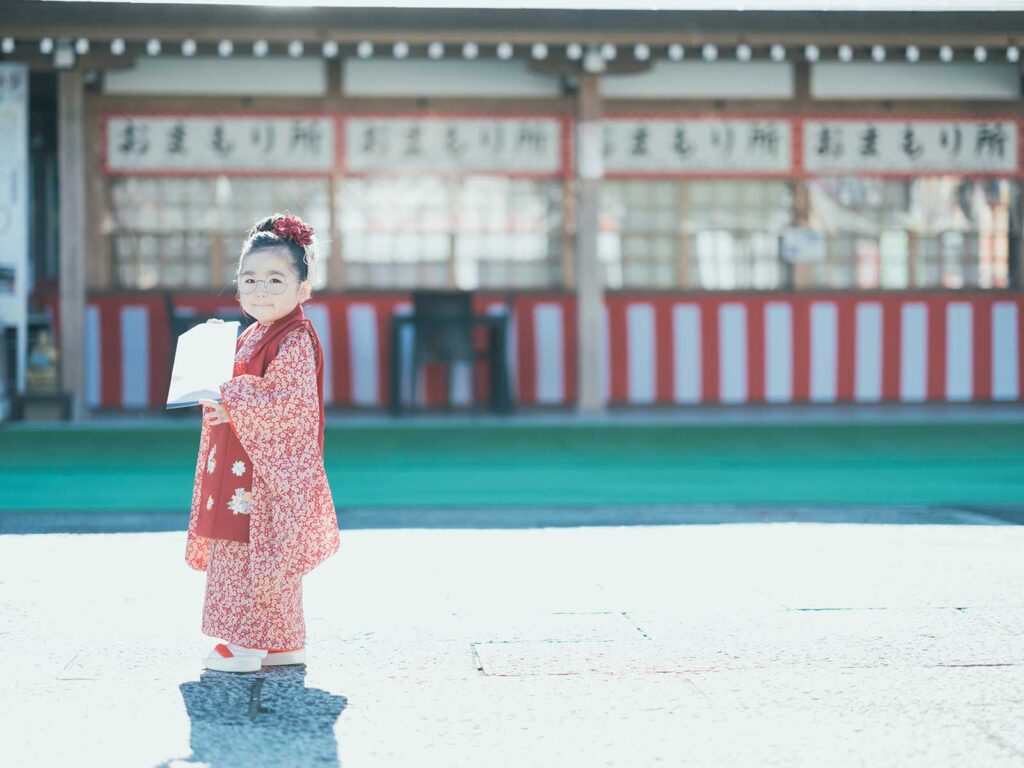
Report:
226,642,269,659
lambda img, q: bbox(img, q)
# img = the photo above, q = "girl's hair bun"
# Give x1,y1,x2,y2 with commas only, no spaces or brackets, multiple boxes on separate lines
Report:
248,213,314,246
240,212,318,283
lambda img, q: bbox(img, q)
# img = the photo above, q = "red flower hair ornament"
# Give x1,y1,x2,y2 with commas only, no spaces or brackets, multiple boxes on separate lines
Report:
271,215,315,247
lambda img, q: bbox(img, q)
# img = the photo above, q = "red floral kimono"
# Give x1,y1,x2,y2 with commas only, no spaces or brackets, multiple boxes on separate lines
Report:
185,305,340,650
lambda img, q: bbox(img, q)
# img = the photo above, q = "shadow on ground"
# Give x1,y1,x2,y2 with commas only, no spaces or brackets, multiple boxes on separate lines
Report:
155,666,347,768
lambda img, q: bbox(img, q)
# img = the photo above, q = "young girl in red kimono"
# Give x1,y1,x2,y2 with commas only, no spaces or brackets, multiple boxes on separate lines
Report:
184,213,340,673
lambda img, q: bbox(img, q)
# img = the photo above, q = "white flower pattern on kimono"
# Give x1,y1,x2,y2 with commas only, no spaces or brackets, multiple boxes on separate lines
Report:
231,460,246,476
206,444,217,474
206,495,213,511
227,487,253,516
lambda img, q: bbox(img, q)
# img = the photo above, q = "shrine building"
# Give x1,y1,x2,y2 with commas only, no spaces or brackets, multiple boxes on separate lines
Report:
2,1,1023,417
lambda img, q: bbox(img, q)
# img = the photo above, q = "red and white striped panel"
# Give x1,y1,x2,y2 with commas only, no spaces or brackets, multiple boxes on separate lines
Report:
46,293,532,409
41,294,174,410
40,291,1024,409
602,294,1024,404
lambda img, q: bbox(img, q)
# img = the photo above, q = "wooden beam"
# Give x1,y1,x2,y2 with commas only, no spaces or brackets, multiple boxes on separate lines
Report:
83,94,110,289
575,72,604,413
4,27,1024,47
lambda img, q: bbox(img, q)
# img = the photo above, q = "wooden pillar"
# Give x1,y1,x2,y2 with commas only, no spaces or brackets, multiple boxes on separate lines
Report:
575,73,604,413
58,70,87,420
789,60,811,290
1015,62,1024,288
84,103,111,289
326,57,346,291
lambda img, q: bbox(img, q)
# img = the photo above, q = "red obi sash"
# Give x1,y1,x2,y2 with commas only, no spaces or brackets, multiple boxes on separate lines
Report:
194,302,324,543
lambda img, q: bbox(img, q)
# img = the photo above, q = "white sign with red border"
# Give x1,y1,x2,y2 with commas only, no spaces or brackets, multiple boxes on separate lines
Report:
802,119,1020,175
104,115,335,173
602,117,792,176
343,116,565,175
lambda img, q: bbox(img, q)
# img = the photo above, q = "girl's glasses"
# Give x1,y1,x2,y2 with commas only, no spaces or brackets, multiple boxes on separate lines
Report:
236,278,297,295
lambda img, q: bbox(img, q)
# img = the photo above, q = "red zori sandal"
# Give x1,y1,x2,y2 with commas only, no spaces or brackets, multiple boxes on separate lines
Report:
202,642,265,673
202,643,306,672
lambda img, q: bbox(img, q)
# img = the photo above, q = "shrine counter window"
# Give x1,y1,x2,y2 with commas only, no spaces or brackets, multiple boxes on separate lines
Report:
106,176,331,291
805,176,1020,290
337,174,564,290
599,179,793,290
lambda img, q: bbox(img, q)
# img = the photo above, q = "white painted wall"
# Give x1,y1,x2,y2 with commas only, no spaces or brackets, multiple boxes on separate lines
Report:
812,63,1021,100
103,56,327,95
343,59,561,97
600,61,794,100
97,56,1024,102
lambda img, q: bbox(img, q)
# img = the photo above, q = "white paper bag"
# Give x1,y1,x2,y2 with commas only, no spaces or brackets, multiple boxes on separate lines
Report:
166,320,241,409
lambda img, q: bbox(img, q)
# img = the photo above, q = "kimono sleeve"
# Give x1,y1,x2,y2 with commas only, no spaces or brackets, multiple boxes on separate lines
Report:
219,327,338,580
217,328,319,479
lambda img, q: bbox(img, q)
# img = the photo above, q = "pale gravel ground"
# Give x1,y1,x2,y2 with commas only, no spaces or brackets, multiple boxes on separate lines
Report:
3,522,1024,767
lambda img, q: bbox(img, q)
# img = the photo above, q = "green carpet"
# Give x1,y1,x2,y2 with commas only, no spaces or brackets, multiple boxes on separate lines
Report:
2,422,1023,511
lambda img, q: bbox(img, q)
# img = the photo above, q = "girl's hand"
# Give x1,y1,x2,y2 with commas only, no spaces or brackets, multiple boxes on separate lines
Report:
199,398,231,426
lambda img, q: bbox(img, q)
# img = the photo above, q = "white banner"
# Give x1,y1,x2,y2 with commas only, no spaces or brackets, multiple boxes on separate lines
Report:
602,118,792,174
803,119,1019,174
0,64,28,399
105,116,335,172
344,117,563,174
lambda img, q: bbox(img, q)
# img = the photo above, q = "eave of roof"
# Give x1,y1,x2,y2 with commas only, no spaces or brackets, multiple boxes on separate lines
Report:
8,1,1024,44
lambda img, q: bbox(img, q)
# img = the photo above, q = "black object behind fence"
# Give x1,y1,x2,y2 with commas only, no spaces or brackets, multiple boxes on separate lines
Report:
389,290,512,414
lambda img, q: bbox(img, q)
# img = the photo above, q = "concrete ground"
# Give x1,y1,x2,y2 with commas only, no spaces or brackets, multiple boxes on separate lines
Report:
4,516,1024,767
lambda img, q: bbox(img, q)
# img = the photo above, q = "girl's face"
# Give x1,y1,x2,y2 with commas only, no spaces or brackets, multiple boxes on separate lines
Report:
237,247,311,326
